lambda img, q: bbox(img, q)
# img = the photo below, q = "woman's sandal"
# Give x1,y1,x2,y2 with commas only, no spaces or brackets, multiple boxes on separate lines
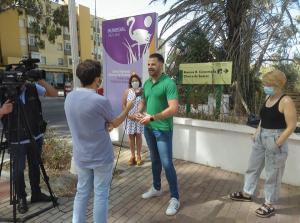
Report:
136,157,144,166
255,203,275,218
229,191,252,202
128,157,136,166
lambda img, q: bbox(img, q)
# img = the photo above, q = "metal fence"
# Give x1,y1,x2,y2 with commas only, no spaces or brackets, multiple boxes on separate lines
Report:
175,61,300,123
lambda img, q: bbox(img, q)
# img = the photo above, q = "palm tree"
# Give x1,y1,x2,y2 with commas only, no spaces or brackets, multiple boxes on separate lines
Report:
151,0,299,114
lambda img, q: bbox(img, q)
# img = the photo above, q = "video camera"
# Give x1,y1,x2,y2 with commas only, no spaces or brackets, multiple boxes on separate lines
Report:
0,58,46,100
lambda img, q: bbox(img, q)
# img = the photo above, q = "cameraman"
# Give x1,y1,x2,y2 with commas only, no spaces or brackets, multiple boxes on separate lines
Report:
0,78,58,214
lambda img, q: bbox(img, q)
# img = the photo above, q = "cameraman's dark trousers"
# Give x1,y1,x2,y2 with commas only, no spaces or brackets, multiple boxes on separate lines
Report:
12,137,43,199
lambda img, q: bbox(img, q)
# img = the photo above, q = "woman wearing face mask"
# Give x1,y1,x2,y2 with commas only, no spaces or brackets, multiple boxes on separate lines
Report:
122,73,144,166
229,69,297,218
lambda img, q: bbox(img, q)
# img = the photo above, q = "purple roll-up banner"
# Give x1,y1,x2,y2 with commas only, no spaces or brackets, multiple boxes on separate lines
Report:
102,13,158,115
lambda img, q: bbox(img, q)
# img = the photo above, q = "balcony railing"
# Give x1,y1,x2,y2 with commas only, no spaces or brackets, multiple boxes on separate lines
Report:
64,49,71,55
63,34,70,40
27,28,34,34
29,45,39,51
93,27,101,33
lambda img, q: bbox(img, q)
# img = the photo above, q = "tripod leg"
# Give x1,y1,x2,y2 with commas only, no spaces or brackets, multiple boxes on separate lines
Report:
10,148,13,205
0,148,5,177
11,147,17,223
38,160,58,206
0,123,7,178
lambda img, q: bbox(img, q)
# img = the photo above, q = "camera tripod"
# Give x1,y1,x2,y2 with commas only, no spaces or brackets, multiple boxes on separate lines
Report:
0,95,58,223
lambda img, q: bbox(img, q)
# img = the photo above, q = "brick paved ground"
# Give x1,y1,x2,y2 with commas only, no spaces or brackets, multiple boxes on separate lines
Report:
0,147,300,223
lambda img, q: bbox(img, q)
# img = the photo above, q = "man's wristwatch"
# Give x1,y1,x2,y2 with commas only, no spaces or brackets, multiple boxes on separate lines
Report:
150,115,155,122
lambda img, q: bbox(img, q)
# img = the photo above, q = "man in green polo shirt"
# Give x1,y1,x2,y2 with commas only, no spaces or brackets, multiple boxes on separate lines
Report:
136,53,180,216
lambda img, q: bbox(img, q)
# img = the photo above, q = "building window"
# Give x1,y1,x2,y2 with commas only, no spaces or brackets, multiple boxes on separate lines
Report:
31,52,41,60
94,34,102,46
57,43,63,51
27,16,35,27
41,56,46,65
64,42,71,51
68,58,72,65
94,48,97,55
28,35,36,46
63,27,69,35
58,58,64,65
95,20,101,33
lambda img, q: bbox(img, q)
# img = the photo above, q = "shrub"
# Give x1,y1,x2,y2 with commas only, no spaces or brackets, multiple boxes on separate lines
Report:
42,128,72,171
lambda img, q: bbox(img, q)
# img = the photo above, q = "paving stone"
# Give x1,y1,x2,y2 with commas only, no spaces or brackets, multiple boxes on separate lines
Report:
0,147,299,222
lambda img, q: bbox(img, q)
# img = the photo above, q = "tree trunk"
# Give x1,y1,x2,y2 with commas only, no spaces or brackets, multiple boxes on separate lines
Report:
225,0,253,114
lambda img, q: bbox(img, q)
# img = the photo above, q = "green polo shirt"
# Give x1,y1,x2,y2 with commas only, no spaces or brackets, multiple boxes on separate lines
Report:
143,73,178,131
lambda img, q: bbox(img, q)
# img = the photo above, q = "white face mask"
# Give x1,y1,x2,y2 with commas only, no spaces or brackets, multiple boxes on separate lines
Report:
131,81,139,89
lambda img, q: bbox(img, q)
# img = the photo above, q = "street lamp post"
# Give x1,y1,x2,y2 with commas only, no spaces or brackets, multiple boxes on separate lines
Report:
68,0,80,89
68,0,80,174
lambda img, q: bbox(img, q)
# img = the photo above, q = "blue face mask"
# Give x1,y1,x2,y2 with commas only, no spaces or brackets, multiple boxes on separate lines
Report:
263,86,275,96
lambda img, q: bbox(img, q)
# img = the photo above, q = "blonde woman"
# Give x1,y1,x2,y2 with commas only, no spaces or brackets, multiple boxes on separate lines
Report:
229,70,297,218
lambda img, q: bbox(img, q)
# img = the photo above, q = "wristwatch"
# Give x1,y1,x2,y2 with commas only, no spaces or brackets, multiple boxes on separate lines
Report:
150,116,155,122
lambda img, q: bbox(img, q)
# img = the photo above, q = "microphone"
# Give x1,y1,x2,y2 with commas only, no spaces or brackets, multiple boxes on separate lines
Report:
135,88,143,96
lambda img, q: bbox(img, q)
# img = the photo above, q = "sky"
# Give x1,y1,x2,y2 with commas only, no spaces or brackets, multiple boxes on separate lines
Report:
76,0,172,19
70,0,300,59
75,0,180,39
71,0,184,56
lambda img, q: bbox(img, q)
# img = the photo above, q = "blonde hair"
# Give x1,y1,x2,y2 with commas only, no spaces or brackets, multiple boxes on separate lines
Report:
262,69,287,89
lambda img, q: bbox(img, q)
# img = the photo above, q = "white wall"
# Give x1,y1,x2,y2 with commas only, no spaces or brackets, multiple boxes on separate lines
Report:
172,117,300,186
110,117,300,186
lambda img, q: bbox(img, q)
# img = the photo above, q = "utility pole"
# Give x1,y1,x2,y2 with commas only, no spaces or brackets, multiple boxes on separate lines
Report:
68,0,80,88
68,0,80,175
94,0,97,60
